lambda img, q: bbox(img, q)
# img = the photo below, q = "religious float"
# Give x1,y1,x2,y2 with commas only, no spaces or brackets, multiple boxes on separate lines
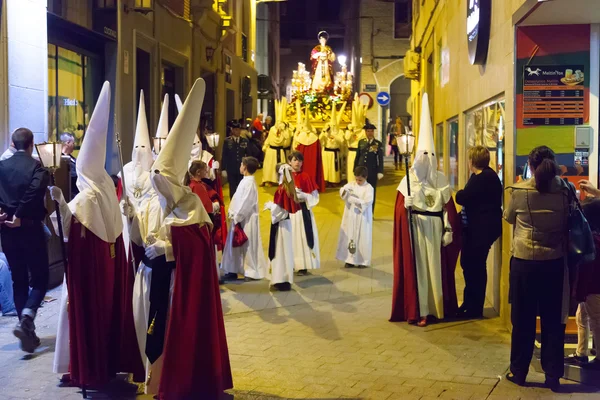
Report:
285,31,354,129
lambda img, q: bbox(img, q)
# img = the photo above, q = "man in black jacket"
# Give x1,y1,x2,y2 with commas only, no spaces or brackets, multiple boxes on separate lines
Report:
354,122,384,212
455,146,502,319
221,121,249,199
0,128,50,353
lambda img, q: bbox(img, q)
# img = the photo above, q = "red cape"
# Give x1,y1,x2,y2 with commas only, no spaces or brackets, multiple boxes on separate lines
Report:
158,225,233,399
390,194,461,322
293,171,319,196
66,218,144,387
201,180,228,251
274,185,301,214
295,141,326,192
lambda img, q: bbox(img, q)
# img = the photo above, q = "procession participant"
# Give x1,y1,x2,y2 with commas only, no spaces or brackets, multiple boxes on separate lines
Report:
336,166,374,268
321,103,345,187
345,94,367,183
262,98,291,187
390,93,461,327
264,164,300,291
354,121,384,212
222,157,267,281
288,151,320,274
50,82,144,387
293,101,326,192
222,120,249,199
0,128,50,353
60,132,79,199
0,142,16,161
151,78,232,399
152,94,170,159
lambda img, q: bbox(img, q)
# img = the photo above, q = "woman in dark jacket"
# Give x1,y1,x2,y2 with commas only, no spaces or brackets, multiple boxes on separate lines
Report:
455,146,502,319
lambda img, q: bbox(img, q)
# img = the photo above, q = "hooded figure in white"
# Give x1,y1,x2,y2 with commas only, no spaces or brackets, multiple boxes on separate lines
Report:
320,101,346,184
345,94,367,182
398,93,453,322
51,82,141,382
152,94,170,159
177,93,220,181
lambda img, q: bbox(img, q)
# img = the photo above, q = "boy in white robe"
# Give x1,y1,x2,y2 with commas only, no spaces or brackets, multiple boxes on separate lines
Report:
222,157,267,280
264,164,299,291
336,166,374,268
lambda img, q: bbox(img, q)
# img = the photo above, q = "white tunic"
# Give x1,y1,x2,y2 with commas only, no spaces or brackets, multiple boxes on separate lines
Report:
336,182,374,266
222,176,267,279
291,190,320,270
399,171,451,319
321,131,344,183
267,203,294,285
262,127,290,184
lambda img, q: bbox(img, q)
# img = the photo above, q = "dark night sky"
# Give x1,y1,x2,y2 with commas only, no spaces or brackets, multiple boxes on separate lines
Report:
280,0,344,41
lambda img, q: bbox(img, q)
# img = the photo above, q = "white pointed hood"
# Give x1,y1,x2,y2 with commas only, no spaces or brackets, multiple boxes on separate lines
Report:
132,90,153,177
71,81,123,242
177,92,203,162
411,93,438,185
153,94,170,156
151,79,212,228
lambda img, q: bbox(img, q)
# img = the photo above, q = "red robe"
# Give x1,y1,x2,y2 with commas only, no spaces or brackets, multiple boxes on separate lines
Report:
66,218,144,387
292,171,319,196
390,194,462,322
295,141,326,193
190,180,213,213
274,186,301,214
158,225,233,399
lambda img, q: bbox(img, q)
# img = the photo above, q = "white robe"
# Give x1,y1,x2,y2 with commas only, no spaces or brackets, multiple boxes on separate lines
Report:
262,128,290,184
222,176,267,279
321,132,344,183
399,171,451,319
291,190,320,270
336,182,374,266
267,204,294,285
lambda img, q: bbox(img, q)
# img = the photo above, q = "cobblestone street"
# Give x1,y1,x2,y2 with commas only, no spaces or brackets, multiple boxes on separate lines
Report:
0,161,598,399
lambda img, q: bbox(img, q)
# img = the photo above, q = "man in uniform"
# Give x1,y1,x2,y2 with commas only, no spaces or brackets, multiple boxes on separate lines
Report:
354,121,384,212
221,121,249,199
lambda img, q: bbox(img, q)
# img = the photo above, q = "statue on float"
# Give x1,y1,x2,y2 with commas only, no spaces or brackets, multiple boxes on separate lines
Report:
311,31,336,93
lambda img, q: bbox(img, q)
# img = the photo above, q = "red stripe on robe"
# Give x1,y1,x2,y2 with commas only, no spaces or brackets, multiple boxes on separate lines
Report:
158,224,233,399
66,218,144,387
390,194,461,322
295,141,326,192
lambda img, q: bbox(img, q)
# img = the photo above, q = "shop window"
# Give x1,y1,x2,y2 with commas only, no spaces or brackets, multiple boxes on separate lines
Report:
48,44,98,156
447,118,459,190
465,97,505,185
394,0,412,39
436,123,444,172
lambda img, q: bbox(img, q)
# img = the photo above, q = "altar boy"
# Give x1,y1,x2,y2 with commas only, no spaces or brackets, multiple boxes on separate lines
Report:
336,166,374,268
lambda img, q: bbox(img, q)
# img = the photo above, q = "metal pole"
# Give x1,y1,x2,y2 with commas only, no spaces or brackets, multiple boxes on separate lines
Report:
114,116,137,274
404,156,420,316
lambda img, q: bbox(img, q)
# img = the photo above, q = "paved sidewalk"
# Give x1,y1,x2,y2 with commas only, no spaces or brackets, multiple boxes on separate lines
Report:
0,160,598,399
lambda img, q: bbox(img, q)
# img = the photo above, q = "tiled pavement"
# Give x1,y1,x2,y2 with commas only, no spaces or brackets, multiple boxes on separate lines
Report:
0,160,598,399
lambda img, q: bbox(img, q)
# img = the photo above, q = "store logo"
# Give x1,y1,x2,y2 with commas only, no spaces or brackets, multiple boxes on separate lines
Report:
467,0,491,65
63,98,79,106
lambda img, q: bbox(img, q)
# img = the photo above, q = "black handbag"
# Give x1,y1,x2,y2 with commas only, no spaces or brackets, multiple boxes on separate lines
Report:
565,180,596,267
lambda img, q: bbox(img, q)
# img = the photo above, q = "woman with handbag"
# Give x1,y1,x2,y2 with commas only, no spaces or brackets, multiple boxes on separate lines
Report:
504,146,570,392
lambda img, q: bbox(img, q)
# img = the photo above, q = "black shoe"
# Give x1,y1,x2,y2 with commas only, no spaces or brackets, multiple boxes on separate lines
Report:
544,377,560,393
344,263,355,268
13,315,38,353
506,372,526,387
223,273,239,281
272,282,292,291
297,269,308,276
564,353,588,365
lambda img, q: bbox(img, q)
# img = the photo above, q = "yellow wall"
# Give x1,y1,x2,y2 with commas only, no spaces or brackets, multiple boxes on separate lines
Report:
409,0,530,327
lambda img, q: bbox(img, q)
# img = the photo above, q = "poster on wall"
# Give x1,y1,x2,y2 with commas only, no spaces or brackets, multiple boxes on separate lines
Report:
523,65,585,126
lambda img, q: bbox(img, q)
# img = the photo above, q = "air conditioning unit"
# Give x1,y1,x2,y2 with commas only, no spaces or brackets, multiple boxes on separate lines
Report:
404,49,421,81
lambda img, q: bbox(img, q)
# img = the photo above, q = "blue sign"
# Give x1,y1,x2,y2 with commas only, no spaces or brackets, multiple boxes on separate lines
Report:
376,91,390,107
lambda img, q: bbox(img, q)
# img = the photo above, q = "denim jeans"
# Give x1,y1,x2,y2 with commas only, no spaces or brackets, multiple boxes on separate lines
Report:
0,253,16,315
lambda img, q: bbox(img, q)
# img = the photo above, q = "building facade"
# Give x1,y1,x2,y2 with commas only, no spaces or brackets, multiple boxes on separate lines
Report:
408,0,600,333
0,0,259,171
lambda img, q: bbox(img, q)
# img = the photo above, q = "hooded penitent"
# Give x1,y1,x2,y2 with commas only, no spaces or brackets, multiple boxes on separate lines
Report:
153,94,170,156
150,78,212,227
175,93,202,162
70,81,123,243
411,93,439,186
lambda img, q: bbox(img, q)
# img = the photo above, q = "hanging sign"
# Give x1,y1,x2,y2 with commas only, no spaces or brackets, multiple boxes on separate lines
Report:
467,0,491,65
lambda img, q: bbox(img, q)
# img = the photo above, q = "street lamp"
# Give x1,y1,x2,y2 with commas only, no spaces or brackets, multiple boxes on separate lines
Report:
35,142,68,278
338,55,347,67
206,132,220,149
206,46,215,63
153,136,166,155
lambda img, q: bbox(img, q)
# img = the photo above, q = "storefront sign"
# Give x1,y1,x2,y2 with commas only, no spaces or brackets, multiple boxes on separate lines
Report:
364,84,377,92
523,65,585,126
63,98,79,106
467,0,491,65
